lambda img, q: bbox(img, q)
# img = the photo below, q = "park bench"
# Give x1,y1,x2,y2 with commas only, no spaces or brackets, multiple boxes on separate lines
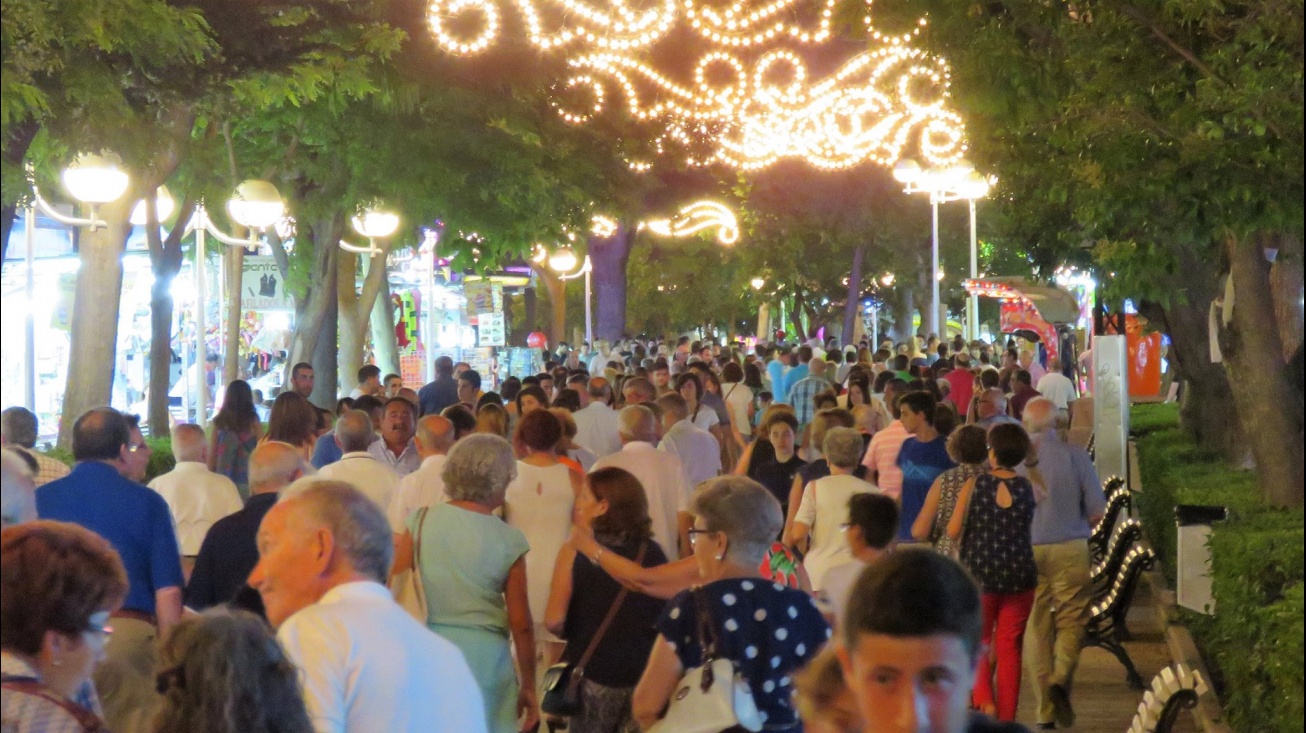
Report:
1089,481,1133,563
1083,545,1157,690
1092,518,1145,597
1126,664,1209,733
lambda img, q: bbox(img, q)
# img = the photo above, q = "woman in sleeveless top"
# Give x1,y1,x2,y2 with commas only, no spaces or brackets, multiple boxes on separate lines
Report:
208,379,263,500
912,425,989,557
948,423,1039,722
504,410,582,676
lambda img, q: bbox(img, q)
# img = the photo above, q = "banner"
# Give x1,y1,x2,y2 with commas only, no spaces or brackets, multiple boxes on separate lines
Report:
241,256,293,311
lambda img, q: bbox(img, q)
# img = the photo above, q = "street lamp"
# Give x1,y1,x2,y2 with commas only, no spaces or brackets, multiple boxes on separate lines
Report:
20,155,131,411
895,157,992,341
750,277,766,290
544,245,593,347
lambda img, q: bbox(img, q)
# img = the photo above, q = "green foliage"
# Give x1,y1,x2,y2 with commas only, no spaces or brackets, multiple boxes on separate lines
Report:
36,435,173,483
1131,404,1304,732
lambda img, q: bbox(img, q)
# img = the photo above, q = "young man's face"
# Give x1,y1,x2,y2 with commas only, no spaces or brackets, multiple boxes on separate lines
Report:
652,369,669,388
291,367,315,397
838,633,976,733
384,376,403,398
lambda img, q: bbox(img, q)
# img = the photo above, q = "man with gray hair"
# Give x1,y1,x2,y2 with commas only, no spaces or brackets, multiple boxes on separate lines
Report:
656,392,721,491
1021,397,1107,729
573,377,622,458
388,415,456,532
250,480,486,733
973,387,1020,431
148,423,243,558
1,448,37,527
592,405,692,559
317,409,399,514
1,406,70,486
186,440,309,612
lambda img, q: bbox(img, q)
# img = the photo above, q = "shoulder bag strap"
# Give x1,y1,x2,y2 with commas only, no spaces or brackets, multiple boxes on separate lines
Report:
574,543,647,676
691,584,720,661
411,506,430,573
1,677,108,733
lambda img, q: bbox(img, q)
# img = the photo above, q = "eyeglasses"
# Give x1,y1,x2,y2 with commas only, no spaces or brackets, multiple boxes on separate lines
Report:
687,528,714,546
126,442,149,453
86,611,113,638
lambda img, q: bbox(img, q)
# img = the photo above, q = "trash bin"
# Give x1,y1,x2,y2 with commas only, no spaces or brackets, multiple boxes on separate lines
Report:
1174,505,1227,614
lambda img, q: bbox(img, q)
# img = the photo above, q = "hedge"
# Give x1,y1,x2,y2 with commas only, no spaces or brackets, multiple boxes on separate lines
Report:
1131,402,1304,733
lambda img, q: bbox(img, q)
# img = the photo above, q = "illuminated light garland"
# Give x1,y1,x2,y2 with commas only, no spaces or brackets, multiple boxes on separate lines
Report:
429,0,966,170
641,200,740,245
590,214,618,237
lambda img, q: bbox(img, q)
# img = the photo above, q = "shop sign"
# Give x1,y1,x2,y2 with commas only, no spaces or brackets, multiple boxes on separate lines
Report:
477,312,506,347
465,281,502,315
242,256,293,311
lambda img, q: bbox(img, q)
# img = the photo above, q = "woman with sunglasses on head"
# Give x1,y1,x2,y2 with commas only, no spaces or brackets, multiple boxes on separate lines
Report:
2,521,128,733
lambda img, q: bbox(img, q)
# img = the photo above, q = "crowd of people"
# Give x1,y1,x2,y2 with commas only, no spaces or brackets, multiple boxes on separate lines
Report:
0,332,1104,733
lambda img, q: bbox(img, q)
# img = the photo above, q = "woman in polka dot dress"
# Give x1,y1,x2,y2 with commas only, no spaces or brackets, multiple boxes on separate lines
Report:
632,477,830,733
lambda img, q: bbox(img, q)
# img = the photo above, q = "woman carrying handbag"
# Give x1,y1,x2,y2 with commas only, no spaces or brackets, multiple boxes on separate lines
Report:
632,477,829,733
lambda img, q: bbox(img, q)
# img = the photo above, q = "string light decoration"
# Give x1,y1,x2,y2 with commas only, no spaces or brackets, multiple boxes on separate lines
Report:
428,0,969,170
640,200,740,245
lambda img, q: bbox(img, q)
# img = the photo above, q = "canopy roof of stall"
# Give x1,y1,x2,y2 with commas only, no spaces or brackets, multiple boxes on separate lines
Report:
963,277,1082,325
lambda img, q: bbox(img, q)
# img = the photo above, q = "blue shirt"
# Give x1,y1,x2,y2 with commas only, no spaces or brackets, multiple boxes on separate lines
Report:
896,436,956,540
1026,431,1107,545
312,431,342,469
766,360,788,403
36,462,184,614
781,363,809,404
417,375,459,417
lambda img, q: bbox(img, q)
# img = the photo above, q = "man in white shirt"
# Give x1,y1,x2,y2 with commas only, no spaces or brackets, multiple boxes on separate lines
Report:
387,415,455,531
592,406,692,560
250,480,487,733
349,364,383,400
572,377,622,458
1036,357,1079,414
818,492,898,629
148,423,242,557
317,410,399,514
656,393,721,491
368,398,422,477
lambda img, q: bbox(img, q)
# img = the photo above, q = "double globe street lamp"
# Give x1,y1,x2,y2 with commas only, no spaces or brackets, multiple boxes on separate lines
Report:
533,244,593,347
893,158,992,341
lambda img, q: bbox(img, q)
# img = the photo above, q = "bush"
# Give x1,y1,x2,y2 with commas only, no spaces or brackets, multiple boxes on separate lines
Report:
36,438,175,484
1130,404,1304,733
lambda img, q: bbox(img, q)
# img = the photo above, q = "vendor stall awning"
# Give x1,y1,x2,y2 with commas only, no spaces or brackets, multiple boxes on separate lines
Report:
963,277,1082,325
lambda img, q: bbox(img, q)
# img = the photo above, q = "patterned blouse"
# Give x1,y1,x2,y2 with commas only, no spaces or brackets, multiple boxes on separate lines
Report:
959,473,1038,594
212,427,259,501
929,464,988,558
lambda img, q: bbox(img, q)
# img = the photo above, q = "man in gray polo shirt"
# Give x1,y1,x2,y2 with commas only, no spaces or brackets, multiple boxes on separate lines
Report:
1022,397,1107,730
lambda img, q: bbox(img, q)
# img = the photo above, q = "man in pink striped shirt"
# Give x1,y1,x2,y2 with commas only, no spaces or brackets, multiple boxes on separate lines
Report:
862,379,910,499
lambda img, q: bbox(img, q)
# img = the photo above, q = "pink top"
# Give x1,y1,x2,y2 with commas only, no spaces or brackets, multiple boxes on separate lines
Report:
862,420,909,499
945,368,975,414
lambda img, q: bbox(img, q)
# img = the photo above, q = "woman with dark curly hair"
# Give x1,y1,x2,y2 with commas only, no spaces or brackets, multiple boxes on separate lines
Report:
544,468,668,733
2,520,128,733
150,608,312,733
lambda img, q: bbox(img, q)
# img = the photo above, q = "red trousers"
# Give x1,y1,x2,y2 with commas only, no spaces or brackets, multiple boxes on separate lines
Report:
974,590,1035,721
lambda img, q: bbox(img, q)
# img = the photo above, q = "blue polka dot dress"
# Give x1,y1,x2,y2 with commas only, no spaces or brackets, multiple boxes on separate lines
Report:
657,578,830,732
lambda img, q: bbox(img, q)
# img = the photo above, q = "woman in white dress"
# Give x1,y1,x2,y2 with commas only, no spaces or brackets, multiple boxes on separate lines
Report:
784,427,879,591
504,409,583,678
719,362,755,440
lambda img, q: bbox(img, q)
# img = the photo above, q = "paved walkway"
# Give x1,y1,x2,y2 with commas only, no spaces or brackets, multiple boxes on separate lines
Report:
1015,578,1198,733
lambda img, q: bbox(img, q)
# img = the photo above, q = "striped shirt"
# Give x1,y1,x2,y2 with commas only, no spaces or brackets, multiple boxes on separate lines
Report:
861,420,909,499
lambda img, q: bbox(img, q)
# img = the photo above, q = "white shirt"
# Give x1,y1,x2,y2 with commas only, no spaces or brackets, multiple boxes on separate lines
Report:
348,387,365,400
572,402,622,458
794,474,878,591
592,442,690,560
148,462,242,556
278,581,487,733
1036,371,1078,410
388,454,447,532
819,559,868,629
317,452,399,515
659,420,721,491
720,382,753,432
689,404,719,432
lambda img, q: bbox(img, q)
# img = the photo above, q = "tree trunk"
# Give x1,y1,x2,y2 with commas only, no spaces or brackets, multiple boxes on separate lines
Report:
311,295,339,406
530,263,566,348
223,244,245,385
282,215,341,409
337,245,391,395
144,194,196,438
841,244,866,347
1221,233,1304,507
56,192,137,447
589,222,635,341
367,260,400,376
523,287,537,342
1,119,40,264
789,292,807,339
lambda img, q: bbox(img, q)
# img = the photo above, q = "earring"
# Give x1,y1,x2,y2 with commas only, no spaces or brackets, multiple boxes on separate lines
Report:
715,554,724,561
52,657,63,667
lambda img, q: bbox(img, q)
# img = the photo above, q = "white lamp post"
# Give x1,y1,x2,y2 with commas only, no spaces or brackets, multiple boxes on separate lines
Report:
21,154,131,411
187,179,285,427
545,246,593,347
894,158,991,341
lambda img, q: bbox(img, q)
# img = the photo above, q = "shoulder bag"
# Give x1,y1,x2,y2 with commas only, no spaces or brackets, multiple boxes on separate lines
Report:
541,543,647,717
647,586,764,733
390,506,429,622
1,675,109,733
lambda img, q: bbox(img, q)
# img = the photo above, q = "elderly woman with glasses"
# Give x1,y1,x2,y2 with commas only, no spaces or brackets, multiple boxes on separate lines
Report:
394,434,537,733
1,521,128,732
631,477,829,733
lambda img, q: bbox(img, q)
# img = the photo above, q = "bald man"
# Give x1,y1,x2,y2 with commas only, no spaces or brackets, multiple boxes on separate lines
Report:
148,424,243,560
387,415,456,532
185,440,309,612
573,377,622,458
592,406,692,559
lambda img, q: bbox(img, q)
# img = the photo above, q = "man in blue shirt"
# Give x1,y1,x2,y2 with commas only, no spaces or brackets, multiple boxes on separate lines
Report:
417,355,460,417
895,391,956,541
781,345,814,404
36,407,184,732
1021,398,1107,730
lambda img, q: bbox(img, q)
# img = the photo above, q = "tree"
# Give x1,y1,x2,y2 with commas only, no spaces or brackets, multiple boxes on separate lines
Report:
892,0,1304,503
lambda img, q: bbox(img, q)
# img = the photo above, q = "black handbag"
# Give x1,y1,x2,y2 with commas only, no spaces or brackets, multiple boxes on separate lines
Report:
541,543,646,717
